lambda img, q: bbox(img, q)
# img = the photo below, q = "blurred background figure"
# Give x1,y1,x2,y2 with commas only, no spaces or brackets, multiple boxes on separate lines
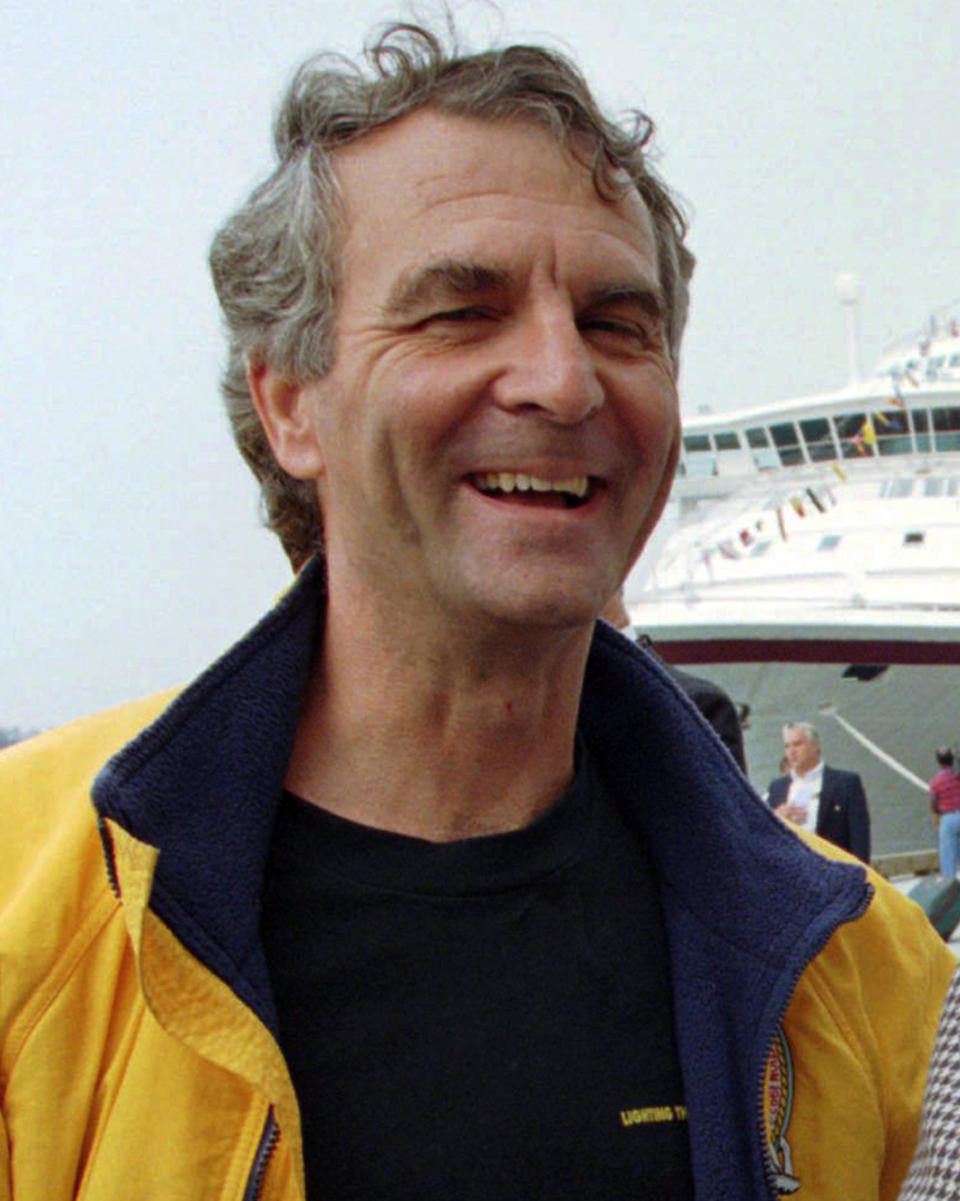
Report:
601,590,746,771
767,721,871,863
929,748,960,878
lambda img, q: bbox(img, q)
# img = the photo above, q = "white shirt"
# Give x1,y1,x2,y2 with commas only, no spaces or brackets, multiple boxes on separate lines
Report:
786,760,824,833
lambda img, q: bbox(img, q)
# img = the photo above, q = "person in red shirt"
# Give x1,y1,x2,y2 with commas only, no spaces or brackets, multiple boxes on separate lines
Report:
929,748,960,877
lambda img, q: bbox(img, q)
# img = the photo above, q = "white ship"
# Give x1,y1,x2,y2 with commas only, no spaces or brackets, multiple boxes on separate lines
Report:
626,289,960,857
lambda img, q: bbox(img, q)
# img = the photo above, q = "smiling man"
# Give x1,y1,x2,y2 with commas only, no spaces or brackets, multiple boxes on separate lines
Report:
250,107,680,844
0,21,953,1201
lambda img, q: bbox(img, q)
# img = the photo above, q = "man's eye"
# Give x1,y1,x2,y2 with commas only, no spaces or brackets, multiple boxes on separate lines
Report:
583,319,653,346
428,306,489,323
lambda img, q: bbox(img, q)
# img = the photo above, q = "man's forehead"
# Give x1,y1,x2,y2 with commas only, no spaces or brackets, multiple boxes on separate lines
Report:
333,107,652,234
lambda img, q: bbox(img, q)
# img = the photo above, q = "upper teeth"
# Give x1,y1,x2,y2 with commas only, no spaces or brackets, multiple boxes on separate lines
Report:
476,472,589,498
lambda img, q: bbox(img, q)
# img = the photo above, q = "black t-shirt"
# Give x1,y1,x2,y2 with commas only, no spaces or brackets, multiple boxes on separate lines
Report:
261,750,693,1201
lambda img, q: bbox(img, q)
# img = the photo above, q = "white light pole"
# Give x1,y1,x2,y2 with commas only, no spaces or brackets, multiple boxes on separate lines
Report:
834,272,862,387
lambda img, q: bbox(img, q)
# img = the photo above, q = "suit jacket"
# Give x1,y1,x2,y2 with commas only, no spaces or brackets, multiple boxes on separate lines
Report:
767,766,871,863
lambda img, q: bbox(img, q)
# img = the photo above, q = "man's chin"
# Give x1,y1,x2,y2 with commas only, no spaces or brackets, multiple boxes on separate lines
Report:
463,584,611,634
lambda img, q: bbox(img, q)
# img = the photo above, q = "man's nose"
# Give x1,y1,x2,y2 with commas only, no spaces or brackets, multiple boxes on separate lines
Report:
491,308,605,423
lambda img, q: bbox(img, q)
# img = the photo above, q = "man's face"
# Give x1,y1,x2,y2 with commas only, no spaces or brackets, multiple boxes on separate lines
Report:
783,729,820,775
301,109,680,632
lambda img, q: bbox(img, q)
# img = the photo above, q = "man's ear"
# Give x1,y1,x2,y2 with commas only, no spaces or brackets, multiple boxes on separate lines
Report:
245,358,325,480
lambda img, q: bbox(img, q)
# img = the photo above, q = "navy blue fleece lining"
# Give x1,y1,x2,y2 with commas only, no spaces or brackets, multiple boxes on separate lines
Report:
93,561,322,1029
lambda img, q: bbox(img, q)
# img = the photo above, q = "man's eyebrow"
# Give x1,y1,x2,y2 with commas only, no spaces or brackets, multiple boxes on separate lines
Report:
581,280,665,319
383,260,511,318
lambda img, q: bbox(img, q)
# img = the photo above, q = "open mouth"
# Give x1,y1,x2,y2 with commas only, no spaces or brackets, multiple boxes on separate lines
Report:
470,471,595,510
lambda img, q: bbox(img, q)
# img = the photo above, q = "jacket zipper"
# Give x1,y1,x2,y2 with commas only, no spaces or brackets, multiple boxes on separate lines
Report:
97,816,283,1199
242,1107,279,1201
755,884,872,1199
96,814,122,899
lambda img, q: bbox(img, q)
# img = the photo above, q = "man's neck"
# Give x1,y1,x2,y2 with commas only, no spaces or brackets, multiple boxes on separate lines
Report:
284,592,594,842
793,759,823,780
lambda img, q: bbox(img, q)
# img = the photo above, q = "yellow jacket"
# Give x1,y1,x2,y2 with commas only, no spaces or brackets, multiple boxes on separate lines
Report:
0,565,954,1199
0,692,300,1200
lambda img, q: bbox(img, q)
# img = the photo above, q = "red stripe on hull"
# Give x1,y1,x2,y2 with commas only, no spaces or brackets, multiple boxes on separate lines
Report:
656,638,960,666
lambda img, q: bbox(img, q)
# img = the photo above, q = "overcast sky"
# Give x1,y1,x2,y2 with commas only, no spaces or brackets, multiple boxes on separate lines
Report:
3,0,958,730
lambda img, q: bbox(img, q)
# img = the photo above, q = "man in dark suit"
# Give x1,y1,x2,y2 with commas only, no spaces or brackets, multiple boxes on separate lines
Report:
767,721,871,863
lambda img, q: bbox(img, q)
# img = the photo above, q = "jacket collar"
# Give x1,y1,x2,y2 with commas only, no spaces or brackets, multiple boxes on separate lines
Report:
581,624,871,1196
94,558,323,1029
582,621,867,972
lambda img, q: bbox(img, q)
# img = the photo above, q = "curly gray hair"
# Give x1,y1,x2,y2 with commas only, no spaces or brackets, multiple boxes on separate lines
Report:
209,21,695,567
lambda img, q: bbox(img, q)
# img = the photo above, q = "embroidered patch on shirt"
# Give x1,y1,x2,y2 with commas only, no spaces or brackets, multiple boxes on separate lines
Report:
764,1026,800,1195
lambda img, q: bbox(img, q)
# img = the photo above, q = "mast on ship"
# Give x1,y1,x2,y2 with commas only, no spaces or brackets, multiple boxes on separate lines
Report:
834,272,862,388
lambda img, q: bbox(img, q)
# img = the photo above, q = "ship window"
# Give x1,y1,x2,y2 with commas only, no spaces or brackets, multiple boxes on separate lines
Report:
800,417,837,462
890,479,915,498
714,431,740,450
949,479,960,497
949,354,960,369
745,427,778,467
683,434,710,452
800,418,829,441
836,412,872,459
924,478,945,497
770,422,799,447
875,407,913,456
818,535,842,551
770,422,804,466
903,531,925,546
749,540,772,556
876,438,911,457
912,408,932,452
835,412,864,436
932,407,960,451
